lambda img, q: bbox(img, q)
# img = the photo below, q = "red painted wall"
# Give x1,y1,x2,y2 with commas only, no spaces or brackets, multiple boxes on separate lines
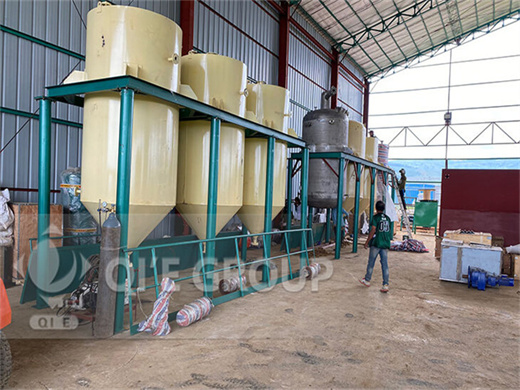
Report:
440,169,520,246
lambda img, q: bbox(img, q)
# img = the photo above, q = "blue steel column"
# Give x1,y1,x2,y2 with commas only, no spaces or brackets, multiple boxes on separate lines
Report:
205,117,221,297
369,168,376,217
262,137,275,283
307,206,313,247
36,98,52,309
114,88,134,333
352,164,362,253
334,157,345,259
299,148,309,267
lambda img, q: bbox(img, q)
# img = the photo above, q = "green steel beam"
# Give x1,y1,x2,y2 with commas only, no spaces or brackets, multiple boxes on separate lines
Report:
474,0,480,26
367,9,520,78
342,0,397,69
0,106,83,128
317,0,383,72
114,88,134,334
334,158,345,259
0,24,85,60
45,76,306,148
352,164,361,253
291,151,395,175
300,148,309,267
369,168,376,220
435,0,451,41
205,117,221,298
419,11,435,48
36,98,52,309
452,0,465,37
262,137,275,284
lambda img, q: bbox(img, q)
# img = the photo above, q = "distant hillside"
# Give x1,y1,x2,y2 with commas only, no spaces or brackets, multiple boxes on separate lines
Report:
388,159,520,182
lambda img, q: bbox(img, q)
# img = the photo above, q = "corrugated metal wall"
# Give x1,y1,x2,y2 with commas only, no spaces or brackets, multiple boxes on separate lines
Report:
1,0,364,239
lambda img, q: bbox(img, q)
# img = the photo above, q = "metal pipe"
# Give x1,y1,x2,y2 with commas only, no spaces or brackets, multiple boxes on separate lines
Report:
369,167,376,218
36,97,51,309
352,164,362,253
320,87,337,109
262,137,275,284
205,117,221,297
114,88,134,333
94,213,121,338
326,208,331,243
308,206,314,251
284,158,293,251
334,157,345,259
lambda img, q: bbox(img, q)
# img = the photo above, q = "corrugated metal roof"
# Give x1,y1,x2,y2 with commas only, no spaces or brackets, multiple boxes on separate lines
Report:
298,0,520,78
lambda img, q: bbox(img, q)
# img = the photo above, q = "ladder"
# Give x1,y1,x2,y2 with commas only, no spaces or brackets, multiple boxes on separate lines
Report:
393,176,413,238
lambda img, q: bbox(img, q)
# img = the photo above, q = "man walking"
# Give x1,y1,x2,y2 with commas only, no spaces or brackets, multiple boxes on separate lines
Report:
359,201,392,293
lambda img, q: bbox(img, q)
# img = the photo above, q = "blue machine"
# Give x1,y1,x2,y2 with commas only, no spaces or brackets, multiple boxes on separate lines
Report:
467,267,515,291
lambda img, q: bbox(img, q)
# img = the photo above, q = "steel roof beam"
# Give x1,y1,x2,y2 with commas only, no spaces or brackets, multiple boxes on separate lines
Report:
367,0,409,61
474,0,480,26
391,0,421,54
336,0,435,48
317,0,383,72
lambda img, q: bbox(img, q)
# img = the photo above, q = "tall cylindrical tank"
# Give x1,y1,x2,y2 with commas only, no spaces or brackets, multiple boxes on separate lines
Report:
238,83,290,233
176,53,246,239
78,3,182,249
362,136,380,214
302,105,349,208
343,120,366,212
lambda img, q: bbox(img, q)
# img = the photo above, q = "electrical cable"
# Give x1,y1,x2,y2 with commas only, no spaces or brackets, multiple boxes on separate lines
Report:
370,104,520,116
71,0,87,30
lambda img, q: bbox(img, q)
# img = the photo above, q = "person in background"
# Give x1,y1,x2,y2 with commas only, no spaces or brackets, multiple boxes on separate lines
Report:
398,168,407,210
292,196,301,221
359,200,391,293
369,130,375,137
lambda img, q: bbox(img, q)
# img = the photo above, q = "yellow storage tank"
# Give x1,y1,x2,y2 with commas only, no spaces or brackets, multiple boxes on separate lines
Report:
238,83,290,233
362,136,380,214
76,3,182,249
343,120,366,212
176,53,247,239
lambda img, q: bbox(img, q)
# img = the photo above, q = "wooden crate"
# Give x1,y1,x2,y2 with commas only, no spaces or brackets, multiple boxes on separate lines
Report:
513,255,520,281
443,230,492,245
11,203,63,280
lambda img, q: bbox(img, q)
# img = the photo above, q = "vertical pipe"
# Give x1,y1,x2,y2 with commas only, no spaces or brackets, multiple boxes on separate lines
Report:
180,0,195,56
369,168,376,218
362,77,370,131
36,98,51,309
241,223,247,261
334,157,345,259
114,88,134,333
325,208,331,243
299,148,309,267
205,117,221,297
352,164,361,253
390,173,395,235
262,137,275,283
330,49,339,109
278,1,290,88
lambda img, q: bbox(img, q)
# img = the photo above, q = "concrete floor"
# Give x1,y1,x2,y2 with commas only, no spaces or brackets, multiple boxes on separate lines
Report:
4,233,520,389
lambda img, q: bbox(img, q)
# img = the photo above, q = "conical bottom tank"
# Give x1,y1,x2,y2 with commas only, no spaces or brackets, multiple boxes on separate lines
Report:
343,120,366,212
81,93,179,248
238,140,287,233
176,121,245,239
362,136,380,215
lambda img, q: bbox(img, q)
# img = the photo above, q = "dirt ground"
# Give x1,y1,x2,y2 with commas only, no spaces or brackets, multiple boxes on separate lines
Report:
5,233,520,389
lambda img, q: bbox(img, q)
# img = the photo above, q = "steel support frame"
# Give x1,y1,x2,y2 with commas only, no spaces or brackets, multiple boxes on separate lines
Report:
362,78,370,131
291,151,394,258
278,1,290,88
36,76,307,333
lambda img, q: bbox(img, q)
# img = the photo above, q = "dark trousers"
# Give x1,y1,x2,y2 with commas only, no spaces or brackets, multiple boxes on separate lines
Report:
399,189,406,210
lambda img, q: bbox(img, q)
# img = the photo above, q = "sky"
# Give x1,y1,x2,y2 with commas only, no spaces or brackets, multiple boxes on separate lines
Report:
368,19,520,161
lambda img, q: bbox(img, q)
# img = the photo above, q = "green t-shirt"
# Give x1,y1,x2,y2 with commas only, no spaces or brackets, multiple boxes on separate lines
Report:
370,213,392,249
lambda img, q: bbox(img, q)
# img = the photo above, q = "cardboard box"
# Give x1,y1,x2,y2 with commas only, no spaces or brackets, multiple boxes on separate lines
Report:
443,230,492,246
502,252,513,276
492,236,505,248
11,203,63,280
434,236,442,258
513,254,520,281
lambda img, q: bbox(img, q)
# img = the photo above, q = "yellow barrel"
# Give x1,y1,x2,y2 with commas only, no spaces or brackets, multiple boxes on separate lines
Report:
176,53,247,239
238,83,290,233
362,136,380,214
84,2,182,90
343,121,367,212
79,3,182,249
